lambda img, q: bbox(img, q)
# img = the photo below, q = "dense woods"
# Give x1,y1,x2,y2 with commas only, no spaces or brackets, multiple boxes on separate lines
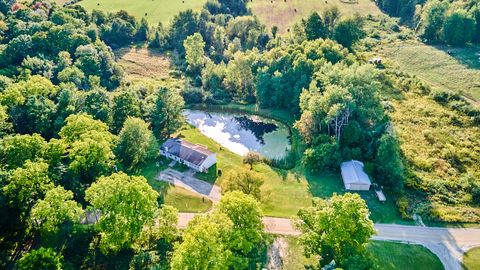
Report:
0,0,478,269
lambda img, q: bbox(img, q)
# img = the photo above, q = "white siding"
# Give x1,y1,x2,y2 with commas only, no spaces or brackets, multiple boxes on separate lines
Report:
200,154,217,172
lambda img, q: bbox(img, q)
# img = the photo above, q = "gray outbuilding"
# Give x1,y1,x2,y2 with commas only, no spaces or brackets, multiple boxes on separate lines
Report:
340,160,371,191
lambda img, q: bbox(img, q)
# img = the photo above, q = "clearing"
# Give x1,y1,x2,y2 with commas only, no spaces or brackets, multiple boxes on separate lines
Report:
78,0,207,26
250,0,382,33
381,41,480,102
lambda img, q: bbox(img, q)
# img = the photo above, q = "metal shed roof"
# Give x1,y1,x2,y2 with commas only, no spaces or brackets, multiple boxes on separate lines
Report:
161,139,214,166
340,160,371,186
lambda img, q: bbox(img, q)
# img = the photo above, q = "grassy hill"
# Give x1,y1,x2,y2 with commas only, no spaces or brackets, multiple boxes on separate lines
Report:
78,0,207,26
381,42,480,102
249,0,382,33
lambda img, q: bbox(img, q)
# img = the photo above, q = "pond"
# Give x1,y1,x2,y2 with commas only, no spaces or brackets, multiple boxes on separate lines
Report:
184,109,291,159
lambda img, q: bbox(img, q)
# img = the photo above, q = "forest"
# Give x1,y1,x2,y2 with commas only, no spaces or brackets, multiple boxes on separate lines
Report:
0,0,478,269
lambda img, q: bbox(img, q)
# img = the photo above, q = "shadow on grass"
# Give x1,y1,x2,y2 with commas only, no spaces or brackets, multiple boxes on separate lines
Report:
433,44,480,70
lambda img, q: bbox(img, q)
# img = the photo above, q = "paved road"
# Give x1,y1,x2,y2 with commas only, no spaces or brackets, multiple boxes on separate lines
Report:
178,213,480,270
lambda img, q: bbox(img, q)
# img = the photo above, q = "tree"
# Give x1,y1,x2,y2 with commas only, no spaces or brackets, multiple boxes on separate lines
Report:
111,90,141,133
323,6,341,35
305,12,328,40
30,186,83,234
302,142,341,173
136,17,150,41
0,133,46,170
116,117,159,171
134,205,179,252
85,173,158,254
333,16,366,48
3,161,53,214
375,133,405,192
16,248,63,270
82,88,111,124
296,193,375,268
421,0,449,42
170,213,233,269
218,0,248,16
222,170,264,200
149,87,185,138
184,33,206,76
242,151,261,170
443,10,476,46
167,9,199,53
216,191,263,267
0,105,11,137
60,114,116,182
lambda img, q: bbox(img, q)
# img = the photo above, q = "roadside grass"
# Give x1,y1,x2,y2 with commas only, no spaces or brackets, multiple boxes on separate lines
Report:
462,247,480,270
283,237,444,270
367,241,444,270
381,41,480,102
77,0,207,26
250,0,382,33
139,158,212,213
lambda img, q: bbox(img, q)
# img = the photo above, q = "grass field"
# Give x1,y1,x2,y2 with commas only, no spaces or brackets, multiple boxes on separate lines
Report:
381,42,480,102
78,0,207,26
250,0,382,33
463,247,480,270
283,237,444,270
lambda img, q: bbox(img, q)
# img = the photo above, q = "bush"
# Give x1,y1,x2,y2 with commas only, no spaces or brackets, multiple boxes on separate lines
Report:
396,196,410,219
181,87,205,104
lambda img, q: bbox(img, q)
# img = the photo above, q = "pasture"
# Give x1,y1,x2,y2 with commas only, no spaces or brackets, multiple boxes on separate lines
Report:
381,42,480,102
78,0,207,26
249,0,382,33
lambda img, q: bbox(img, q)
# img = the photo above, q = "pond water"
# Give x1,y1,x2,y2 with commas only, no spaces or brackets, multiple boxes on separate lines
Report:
184,109,291,159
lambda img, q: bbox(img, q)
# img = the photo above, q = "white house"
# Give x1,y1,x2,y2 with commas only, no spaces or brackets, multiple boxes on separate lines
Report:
340,160,371,191
160,138,217,172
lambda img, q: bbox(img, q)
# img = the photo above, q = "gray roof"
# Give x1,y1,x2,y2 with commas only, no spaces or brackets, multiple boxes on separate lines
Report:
340,160,371,186
161,139,214,166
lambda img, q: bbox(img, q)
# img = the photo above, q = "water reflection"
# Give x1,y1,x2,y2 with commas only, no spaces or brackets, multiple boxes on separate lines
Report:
184,110,290,159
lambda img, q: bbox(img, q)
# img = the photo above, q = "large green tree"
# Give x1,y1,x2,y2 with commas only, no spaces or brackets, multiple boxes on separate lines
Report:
305,12,328,40
443,10,476,46
170,213,233,269
216,191,264,267
222,170,264,200
85,172,158,254
184,33,206,76
30,186,83,234
3,161,53,215
149,87,185,138
297,193,375,268
116,117,159,171
0,133,46,170
111,90,141,134
375,133,405,192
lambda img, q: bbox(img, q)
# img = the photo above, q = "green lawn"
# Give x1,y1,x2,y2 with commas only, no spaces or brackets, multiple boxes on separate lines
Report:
463,247,480,270
250,0,382,33
139,158,212,213
78,0,207,26
381,41,480,102
283,237,444,270
368,241,444,270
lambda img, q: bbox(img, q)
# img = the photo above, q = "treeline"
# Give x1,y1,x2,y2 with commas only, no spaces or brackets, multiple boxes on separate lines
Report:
376,0,480,46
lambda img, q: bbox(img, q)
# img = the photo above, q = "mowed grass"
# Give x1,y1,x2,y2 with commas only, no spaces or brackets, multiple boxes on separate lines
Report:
140,159,213,213
463,247,480,270
78,0,207,26
250,0,382,33
283,237,444,270
367,241,444,270
381,42,480,102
